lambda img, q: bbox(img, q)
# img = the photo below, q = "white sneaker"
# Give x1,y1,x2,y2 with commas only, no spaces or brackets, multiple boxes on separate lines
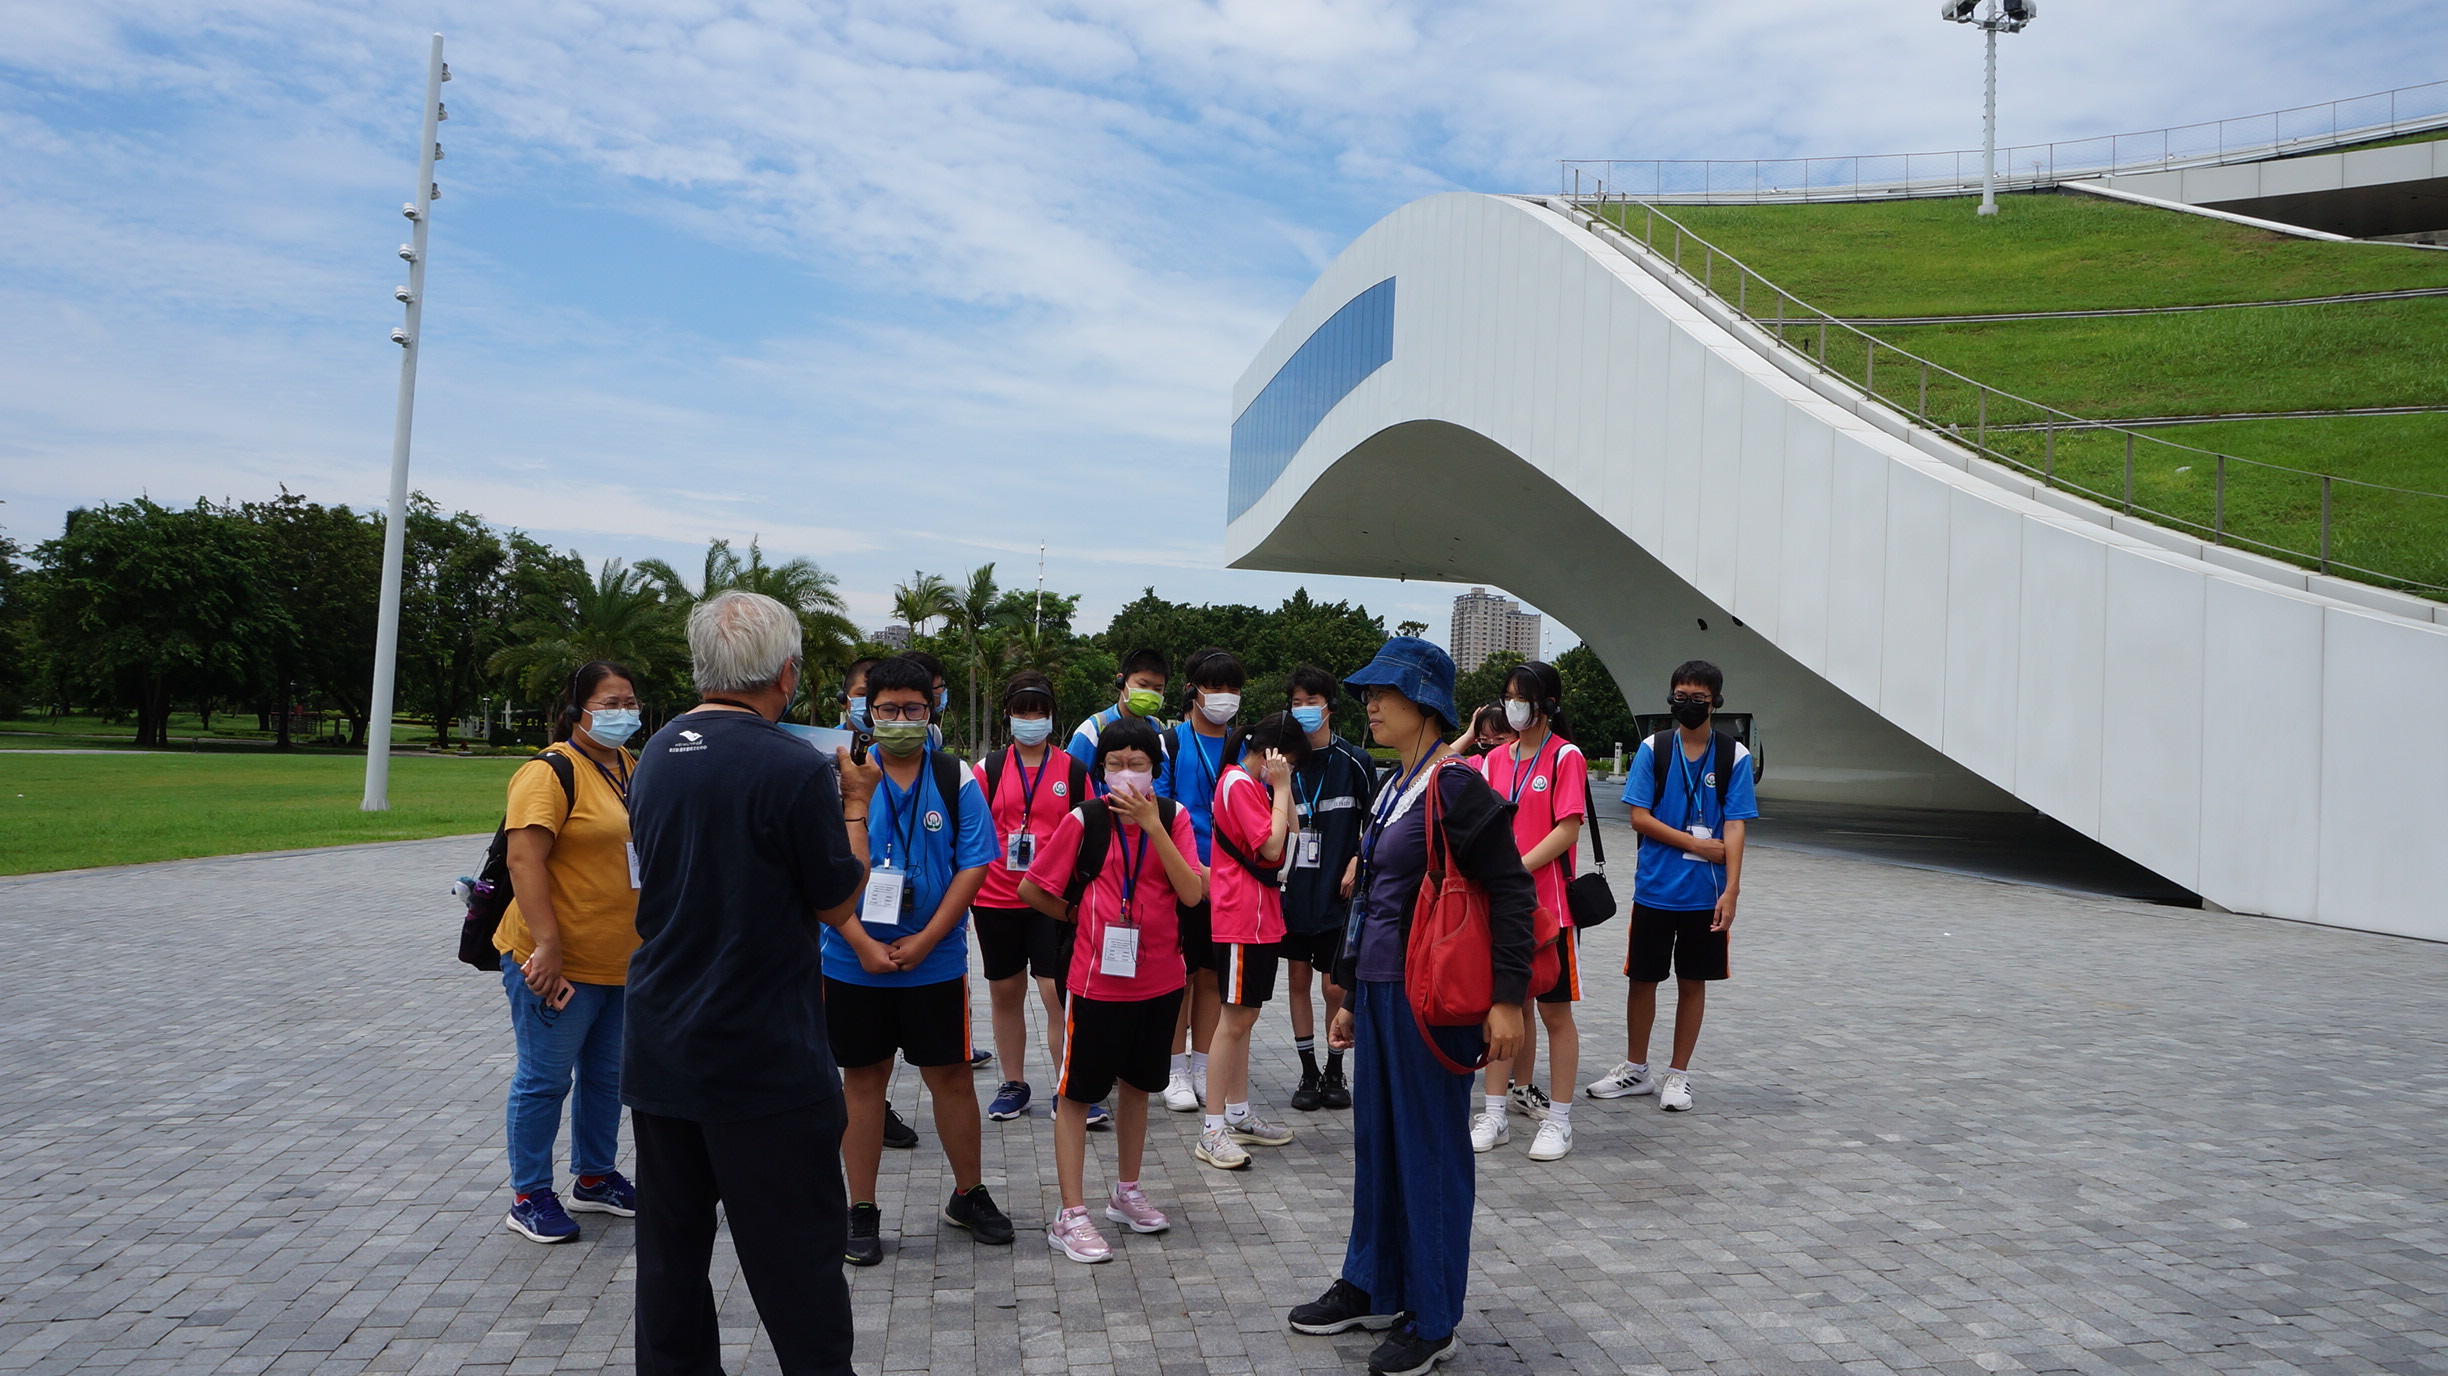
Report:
1194,1125,1251,1170
1469,1109,1510,1153
1657,1069,1693,1111
1191,1067,1209,1108
1528,1119,1573,1161
1586,1061,1656,1100
1508,1082,1551,1120
1163,1070,1201,1113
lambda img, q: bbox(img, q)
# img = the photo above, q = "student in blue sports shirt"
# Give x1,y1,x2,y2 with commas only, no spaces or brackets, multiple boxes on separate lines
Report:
1586,659,1758,1117
1154,647,1243,1113
1066,648,1170,767
826,656,1013,1267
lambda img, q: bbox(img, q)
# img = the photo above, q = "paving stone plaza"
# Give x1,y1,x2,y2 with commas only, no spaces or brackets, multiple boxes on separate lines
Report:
3,816,2444,1376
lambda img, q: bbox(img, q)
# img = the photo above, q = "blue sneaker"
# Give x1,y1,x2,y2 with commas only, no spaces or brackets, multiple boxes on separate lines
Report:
505,1189,580,1243
1085,1100,1112,1132
568,1171,637,1217
988,1080,1032,1121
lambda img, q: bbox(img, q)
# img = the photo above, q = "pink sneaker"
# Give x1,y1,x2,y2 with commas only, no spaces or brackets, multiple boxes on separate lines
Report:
1103,1183,1169,1234
1046,1206,1111,1263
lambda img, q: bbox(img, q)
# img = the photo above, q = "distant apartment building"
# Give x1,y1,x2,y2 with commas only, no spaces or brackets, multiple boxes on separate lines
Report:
1450,588,1541,672
873,624,913,649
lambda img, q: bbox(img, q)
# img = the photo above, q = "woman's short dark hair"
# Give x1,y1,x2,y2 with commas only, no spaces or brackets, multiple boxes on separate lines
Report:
1093,715,1164,773
867,655,936,716
555,661,635,742
1505,660,1571,739
1001,669,1057,714
1465,701,1510,755
1224,710,1312,774
1286,664,1339,703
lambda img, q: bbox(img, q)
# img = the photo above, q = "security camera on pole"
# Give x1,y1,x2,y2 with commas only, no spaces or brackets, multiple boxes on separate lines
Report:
363,34,450,811
1939,0,2036,216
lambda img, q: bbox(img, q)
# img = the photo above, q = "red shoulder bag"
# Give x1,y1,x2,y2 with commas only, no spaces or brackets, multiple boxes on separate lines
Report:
1405,758,1561,1074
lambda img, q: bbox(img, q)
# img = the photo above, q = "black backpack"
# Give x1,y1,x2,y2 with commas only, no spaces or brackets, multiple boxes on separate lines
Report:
1646,729,1736,818
1059,796,1180,917
456,748,577,971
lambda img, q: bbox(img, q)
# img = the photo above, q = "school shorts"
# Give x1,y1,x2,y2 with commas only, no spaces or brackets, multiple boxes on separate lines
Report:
1624,905,1730,983
824,976,971,1069
1177,898,1216,974
1538,927,1583,1004
1217,941,1281,1008
1057,989,1185,1104
1279,928,1344,974
972,904,1073,983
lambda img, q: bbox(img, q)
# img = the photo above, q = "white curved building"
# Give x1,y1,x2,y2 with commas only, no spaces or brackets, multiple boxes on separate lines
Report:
1224,192,2448,941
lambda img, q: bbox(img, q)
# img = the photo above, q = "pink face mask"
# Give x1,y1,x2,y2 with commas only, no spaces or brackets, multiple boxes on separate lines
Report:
1106,768,1154,798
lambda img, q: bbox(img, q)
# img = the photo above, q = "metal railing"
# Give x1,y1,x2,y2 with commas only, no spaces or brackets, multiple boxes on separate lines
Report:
1555,190,2448,598
1561,78,2448,204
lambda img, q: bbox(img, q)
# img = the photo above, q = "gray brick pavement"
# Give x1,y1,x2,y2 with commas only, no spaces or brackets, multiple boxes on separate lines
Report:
1,820,2442,1374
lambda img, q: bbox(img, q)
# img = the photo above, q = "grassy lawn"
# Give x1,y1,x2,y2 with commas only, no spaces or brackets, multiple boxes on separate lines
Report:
1611,194,2448,315
0,752,521,876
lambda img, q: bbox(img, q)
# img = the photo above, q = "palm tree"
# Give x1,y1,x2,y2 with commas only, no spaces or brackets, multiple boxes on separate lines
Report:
947,564,999,753
486,558,682,703
639,537,860,707
891,571,958,639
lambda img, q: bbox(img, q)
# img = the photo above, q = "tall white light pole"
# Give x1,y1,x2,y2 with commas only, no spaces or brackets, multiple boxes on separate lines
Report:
1940,0,2036,217
363,34,450,811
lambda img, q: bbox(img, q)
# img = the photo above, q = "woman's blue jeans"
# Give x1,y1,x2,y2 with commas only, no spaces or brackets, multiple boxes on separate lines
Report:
502,954,625,1196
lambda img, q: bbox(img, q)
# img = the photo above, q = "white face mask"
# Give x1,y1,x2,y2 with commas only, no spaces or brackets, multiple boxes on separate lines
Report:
1504,700,1534,732
1008,715,1054,746
1198,692,1241,726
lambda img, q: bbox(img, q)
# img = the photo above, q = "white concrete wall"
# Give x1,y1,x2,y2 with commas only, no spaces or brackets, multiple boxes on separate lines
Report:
2094,137,2448,208
1225,192,2448,942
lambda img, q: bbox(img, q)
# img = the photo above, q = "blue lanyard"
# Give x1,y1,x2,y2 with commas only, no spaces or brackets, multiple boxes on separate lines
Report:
1675,740,1708,829
1114,821,1151,926
1504,734,1553,807
1297,756,1327,821
1180,725,1222,802
1361,749,1440,873
1010,746,1051,825
878,760,927,870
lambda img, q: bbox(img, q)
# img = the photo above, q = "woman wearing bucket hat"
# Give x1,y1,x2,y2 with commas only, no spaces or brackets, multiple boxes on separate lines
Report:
1285,637,1537,1376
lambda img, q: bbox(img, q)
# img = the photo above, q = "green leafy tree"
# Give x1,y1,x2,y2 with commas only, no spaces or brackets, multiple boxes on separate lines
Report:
488,557,683,717
30,498,287,746
890,571,958,639
946,563,1001,754
1396,619,1429,638
242,490,382,746
1451,650,1526,733
0,523,30,719
1555,642,1637,764
399,497,525,747
641,536,860,681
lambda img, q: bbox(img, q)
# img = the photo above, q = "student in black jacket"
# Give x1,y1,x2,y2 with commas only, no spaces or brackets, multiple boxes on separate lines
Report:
1286,637,1535,1376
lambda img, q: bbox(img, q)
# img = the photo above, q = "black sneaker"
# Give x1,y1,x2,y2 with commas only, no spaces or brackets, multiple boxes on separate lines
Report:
1289,1066,1323,1112
845,1202,883,1267
1320,1064,1352,1110
883,1103,918,1150
1367,1327,1457,1376
942,1184,1014,1245
1288,1278,1402,1335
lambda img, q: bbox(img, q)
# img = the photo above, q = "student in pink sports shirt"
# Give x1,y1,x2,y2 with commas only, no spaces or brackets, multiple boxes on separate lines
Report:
1194,711,1306,1172
1469,661,1588,1163
1018,716,1206,1264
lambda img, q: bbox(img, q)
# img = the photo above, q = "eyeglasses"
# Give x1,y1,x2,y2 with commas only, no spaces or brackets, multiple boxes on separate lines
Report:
1669,693,1714,707
587,697,641,711
1359,685,1399,704
870,702,931,721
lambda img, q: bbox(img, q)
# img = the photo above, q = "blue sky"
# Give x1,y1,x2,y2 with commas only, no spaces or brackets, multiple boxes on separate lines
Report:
4,1,2441,646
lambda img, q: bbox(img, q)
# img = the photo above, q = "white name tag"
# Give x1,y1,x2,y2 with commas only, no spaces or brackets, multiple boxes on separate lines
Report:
626,841,641,889
1099,924,1139,977
1004,831,1035,872
1683,822,1713,861
864,864,907,916
1295,830,1322,869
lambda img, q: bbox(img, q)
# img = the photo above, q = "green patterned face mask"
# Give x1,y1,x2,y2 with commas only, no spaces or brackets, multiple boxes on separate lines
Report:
872,721,929,757
1125,689,1164,717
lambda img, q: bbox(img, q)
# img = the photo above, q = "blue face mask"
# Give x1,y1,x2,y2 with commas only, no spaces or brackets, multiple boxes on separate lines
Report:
845,695,869,730
936,687,950,713
1009,716,1054,746
586,708,641,748
1291,704,1327,734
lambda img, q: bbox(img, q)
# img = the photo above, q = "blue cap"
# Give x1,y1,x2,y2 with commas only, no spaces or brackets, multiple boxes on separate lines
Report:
1343,637,1459,732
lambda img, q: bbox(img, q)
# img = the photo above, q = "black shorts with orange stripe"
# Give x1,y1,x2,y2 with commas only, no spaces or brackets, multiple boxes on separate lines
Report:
1056,989,1184,1104
1537,927,1582,1005
1217,941,1281,1008
824,975,971,1069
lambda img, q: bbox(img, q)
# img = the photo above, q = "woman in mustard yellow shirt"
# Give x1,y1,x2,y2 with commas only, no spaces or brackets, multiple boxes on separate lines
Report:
495,661,643,1243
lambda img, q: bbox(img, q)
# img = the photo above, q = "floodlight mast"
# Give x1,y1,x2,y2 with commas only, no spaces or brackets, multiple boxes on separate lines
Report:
1941,0,2036,216
363,33,449,812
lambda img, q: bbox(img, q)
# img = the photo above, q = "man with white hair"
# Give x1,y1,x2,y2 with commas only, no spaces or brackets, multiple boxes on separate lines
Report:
625,590,886,1376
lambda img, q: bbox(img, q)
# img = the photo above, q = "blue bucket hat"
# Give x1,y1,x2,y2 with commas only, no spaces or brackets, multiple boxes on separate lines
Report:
1343,636,1459,732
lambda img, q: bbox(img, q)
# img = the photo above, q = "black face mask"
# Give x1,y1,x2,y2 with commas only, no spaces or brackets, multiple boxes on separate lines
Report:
1671,698,1712,729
